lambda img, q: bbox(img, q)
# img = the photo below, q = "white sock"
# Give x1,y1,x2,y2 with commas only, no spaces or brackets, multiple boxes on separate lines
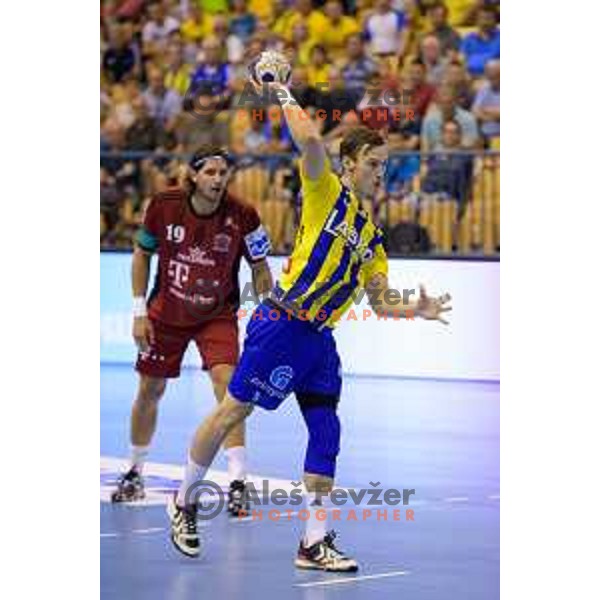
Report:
304,492,328,547
226,446,247,482
176,455,209,507
130,445,149,473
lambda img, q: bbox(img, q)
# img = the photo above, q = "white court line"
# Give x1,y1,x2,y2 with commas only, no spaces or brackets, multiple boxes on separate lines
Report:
101,527,169,539
294,570,409,588
443,497,470,503
488,494,500,500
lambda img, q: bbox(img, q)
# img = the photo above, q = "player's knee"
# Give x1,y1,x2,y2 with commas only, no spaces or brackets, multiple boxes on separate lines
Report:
216,395,253,432
138,377,166,405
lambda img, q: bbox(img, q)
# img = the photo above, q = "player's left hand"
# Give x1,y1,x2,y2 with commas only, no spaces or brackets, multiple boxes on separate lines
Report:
416,285,452,325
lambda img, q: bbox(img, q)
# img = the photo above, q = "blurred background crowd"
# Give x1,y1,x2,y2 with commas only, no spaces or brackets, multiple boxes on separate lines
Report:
100,0,500,255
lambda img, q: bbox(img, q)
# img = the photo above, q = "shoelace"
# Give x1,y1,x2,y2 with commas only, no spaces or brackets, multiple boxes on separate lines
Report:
182,508,197,534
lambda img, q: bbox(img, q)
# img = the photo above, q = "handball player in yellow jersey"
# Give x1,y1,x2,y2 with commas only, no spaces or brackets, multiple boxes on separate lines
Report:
168,56,452,567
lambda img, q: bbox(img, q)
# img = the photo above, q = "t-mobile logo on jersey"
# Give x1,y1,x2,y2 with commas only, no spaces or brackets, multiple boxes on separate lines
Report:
168,259,190,289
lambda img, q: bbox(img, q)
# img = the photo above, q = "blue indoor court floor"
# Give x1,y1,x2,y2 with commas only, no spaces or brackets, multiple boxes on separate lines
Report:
100,364,499,600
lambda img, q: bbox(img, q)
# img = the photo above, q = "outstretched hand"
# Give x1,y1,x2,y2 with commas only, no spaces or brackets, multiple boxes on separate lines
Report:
416,285,453,325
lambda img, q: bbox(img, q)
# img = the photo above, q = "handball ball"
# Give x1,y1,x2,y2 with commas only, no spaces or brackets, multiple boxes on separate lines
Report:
251,50,291,84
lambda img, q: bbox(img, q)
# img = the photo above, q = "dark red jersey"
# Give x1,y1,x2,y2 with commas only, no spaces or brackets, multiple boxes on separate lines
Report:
136,187,270,328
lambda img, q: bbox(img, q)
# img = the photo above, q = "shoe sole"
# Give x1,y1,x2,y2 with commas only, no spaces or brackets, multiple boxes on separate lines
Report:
110,491,145,503
170,533,201,558
295,558,359,572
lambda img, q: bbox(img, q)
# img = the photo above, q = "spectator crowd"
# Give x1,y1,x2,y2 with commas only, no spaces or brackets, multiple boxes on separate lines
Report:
101,0,500,253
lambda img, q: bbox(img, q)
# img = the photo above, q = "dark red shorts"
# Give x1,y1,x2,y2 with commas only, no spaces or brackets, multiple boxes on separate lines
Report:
135,316,239,378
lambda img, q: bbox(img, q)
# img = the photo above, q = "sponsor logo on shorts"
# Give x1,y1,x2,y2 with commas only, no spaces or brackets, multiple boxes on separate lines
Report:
249,376,288,400
269,365,294,390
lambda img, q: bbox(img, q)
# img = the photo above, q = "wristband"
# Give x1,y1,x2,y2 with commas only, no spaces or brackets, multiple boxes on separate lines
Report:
133,297,147,318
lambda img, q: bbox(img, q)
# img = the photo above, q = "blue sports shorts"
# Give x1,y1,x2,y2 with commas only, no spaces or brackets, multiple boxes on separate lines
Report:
228,302,342,410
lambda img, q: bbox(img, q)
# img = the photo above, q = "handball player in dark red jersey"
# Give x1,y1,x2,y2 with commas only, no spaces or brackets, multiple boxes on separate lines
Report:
111,146,273,515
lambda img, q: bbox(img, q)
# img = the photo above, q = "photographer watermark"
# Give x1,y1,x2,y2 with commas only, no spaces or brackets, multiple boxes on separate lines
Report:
183,478,417,522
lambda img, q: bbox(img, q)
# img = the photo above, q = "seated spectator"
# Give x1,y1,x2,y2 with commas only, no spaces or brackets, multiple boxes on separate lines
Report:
342,33,377,105
230,0,257,42
442,60,473,110
241,114,270,154
425,2,462,56
289,67,319,110
364,0,409,59
265,108,293,153
180,2,213,45
212,13,245,64
174,88,229,151
248,0,275,22
404,58,436,118
322,0,360,61
386,89,422,193
163,42,192,97
103,23,139,83
307,45,330,88
472,59,499,143
357,71,398,131
419,34,447,86
142,0,180,57
461,5,500,77
315,67,357,136
125,96,165,151
142,65,182,131
100,167,124,240
421,119,473,210
191,36,232,99
246,35,267,63
107,84,137,130
289,21,317,66
421,84,478,151
275,0,329,43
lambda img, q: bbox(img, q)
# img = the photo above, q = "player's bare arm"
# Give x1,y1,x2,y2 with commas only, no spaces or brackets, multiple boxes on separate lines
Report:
131,245,155,351
365,273,453,325
249,58,326,182
250,259,273,300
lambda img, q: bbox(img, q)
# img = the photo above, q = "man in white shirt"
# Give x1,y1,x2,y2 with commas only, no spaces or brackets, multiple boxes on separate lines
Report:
364,0,409,58
142,1,180,52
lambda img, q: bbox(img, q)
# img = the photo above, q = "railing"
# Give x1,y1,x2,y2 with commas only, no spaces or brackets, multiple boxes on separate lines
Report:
100,151,499,258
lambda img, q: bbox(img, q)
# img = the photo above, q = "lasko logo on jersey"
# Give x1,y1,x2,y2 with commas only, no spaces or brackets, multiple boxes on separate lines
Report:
323,210,374,262
269,366,294,391
244,225,271,260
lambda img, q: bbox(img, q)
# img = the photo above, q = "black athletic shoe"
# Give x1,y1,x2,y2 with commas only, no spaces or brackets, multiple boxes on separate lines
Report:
110,467,145,503
167,495,201,557
227,480,250,517
295,531,359,572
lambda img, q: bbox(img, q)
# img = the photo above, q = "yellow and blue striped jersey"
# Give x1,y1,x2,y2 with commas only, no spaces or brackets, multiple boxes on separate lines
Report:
276,158,388,328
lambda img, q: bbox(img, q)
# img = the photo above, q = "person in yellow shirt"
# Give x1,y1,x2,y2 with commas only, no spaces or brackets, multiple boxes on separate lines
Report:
306,45,330,88
322,0,360,62
180,3,213,44
163,43,192,97
248,0,273,23
169,52,452,569
277,0,329,43
290,21,318,67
